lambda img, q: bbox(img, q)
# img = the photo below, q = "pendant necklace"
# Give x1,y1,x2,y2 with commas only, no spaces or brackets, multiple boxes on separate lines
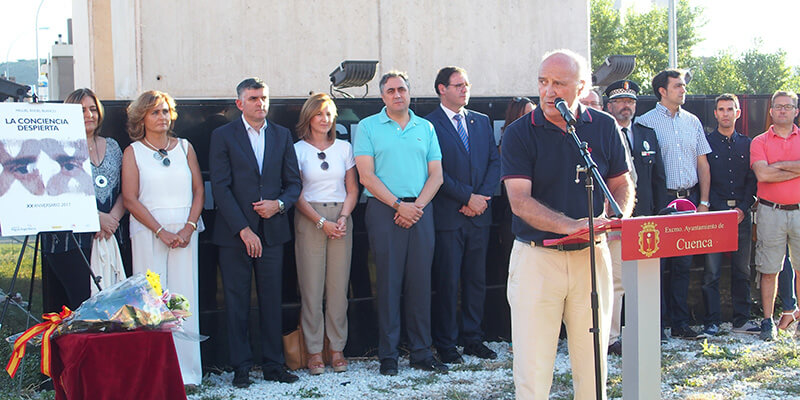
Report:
143,136,172,167
90,136,108,188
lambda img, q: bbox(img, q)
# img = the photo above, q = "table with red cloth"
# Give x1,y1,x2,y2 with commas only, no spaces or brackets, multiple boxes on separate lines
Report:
50,330,186,400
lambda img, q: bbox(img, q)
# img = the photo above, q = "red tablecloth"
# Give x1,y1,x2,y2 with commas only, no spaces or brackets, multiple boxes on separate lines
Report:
50,330,186,400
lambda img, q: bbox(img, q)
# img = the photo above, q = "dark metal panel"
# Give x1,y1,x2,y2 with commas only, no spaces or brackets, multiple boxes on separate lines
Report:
92,94,774,369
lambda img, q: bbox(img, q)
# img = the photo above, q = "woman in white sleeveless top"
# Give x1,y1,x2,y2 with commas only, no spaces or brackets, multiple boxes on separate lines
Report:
121,90,205,387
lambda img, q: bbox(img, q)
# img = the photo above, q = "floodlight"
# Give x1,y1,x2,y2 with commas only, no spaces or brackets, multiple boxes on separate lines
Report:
329,60,379,98
0,78,31,102
592,55,636,88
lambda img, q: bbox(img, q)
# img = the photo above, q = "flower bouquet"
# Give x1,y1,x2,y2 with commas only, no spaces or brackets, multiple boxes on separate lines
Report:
5,270,192,378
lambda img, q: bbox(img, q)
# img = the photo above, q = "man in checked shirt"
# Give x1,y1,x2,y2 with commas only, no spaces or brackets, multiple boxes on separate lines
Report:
636,69,711,340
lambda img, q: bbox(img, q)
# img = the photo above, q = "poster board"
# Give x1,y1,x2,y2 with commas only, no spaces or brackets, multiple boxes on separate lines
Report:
0,103,99,236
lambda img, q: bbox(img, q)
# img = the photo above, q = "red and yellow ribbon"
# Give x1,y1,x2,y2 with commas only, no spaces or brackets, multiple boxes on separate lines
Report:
5,306,72,378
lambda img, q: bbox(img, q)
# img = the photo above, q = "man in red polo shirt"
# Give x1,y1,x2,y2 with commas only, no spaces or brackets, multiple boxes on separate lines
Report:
750,90,800,341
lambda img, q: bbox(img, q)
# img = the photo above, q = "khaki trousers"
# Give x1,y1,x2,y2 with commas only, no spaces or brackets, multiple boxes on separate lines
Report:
507,240,612,400
608,239,624,344
294,202,353,353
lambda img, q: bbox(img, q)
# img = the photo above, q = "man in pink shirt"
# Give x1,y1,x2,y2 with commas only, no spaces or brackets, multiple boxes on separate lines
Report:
750,90,800,341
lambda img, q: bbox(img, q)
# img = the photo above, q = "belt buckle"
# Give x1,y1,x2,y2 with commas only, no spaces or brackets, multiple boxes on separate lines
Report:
727,200,736,207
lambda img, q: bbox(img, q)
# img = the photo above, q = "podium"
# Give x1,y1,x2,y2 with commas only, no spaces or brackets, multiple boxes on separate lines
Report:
543,210,738,399
619,210,738,399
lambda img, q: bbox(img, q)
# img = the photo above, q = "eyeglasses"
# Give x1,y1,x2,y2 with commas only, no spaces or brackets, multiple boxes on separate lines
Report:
152,149,171,167
318,152,328,170
448,82,471,91
772,104,797,111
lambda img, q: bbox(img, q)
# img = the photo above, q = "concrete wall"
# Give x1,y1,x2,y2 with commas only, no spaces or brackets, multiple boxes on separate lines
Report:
73,0,117,99
49,44,75,100
74,0,590,100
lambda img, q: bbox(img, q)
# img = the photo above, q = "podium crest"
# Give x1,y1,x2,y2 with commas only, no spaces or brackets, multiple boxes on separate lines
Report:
638,222,660,257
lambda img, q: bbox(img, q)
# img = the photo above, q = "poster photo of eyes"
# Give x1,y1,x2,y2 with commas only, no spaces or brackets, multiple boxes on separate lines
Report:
0,103,100,237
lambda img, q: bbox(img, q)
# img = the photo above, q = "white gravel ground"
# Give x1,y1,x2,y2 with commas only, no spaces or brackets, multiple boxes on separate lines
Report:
188,325,800,399
190,342,513,400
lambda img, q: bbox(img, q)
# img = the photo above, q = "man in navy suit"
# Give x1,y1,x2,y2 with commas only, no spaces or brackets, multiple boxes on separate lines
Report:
604,79,667,353
425,67,501,363
209,77,301,387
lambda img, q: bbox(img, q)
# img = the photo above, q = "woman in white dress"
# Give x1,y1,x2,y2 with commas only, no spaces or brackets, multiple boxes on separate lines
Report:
121,90,205,387
293,93,358,374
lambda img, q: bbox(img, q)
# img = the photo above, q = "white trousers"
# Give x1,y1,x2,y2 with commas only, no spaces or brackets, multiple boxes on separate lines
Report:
507,240,612,400
608,239,624,344
132,223,202,385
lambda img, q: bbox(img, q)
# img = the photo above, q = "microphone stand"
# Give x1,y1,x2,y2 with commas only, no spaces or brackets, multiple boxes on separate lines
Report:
566,121,622,400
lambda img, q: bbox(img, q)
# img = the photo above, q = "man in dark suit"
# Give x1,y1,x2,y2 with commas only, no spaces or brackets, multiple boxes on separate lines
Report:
603,79,667,354
209,77,301,387
424,66,500,363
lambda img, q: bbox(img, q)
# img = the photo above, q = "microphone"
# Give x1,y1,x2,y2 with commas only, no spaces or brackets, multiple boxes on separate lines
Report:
658,198,697,215
554,97,577,126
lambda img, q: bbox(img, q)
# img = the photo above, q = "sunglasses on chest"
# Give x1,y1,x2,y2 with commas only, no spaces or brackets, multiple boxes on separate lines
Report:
318,152,328,171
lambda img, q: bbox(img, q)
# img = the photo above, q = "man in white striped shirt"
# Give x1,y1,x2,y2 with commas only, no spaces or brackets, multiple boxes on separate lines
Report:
636,69,711,340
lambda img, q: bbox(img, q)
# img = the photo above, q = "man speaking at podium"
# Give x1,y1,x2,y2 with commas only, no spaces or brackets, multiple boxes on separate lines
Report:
501,49,634,399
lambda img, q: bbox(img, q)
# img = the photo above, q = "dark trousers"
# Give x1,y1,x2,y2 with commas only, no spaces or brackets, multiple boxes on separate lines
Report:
661,189,699,328
778,246,795,311
219,243,284,371
432,223,489,350
365,198,435,362
42,247,93,313
702,213,752,326
662,255,692,328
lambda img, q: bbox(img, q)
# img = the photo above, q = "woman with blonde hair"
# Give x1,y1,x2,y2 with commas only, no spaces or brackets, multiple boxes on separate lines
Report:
294,93,357,374
41,88,126,312
121,90,204,387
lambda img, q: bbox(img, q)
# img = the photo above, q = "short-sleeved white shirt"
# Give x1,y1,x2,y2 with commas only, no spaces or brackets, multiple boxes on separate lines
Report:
294,139,355,202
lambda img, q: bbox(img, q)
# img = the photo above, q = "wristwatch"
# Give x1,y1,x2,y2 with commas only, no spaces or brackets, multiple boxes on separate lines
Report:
316,217,326,229
699,200,710,207
277,199,285,214
392,198,402,210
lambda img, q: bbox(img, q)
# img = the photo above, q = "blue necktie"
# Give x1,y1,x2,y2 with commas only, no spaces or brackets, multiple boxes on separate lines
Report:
453,114,469,153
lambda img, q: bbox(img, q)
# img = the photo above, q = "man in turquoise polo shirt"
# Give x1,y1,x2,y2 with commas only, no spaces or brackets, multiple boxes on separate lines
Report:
354,70,445,376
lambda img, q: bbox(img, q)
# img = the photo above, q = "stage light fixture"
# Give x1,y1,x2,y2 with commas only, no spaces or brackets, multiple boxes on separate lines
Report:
592,55,636,88
0,78,31,102
329,60,379,98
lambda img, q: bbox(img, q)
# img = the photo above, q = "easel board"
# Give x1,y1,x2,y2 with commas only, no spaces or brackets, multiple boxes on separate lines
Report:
0,103,99,237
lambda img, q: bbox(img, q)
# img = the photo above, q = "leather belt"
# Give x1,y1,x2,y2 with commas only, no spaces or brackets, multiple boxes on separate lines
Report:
667,188,692,199
759,198,800,211
530,241,596,252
